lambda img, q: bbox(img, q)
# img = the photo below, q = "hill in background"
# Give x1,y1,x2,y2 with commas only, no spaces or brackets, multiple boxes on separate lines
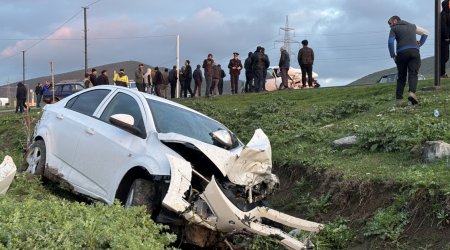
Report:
349,56,437,85
0,61,156,101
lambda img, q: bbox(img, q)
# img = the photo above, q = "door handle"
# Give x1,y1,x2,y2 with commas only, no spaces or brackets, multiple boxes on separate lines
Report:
85,127,95,135
56,113,64,120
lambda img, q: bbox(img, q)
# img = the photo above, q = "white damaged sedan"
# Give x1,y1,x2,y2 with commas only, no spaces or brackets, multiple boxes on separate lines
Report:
26,85,322,249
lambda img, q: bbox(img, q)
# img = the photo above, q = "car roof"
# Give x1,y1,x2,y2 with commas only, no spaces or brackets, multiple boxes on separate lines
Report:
82,85,210,118
55,82,83,85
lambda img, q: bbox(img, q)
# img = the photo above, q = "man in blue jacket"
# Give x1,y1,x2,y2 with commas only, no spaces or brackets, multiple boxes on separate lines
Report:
388,16,428,106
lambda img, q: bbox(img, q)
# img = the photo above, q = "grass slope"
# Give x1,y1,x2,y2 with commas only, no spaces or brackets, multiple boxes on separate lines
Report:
1,79,449,249
180,79,450,191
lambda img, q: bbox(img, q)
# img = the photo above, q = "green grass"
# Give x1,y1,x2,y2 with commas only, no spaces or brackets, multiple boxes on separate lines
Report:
179,80,450,191
1,80,449,249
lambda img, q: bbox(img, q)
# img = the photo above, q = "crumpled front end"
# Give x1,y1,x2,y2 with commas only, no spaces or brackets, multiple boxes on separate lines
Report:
160,129,322,249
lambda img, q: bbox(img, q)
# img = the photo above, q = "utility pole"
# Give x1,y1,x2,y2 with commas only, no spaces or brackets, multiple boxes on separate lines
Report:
435,0,441,87
275,16,299,55
176,34,180,98
50,61,55,103
22,50,27,105
83,6,88,74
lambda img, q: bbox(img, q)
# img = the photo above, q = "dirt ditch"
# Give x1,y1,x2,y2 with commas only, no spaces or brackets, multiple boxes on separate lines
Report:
270,164,450,249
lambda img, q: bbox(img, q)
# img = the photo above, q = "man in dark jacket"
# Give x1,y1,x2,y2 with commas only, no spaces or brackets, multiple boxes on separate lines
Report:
89,68,97,86
262,47,270,91
193,65,203,97
298,40,315,88
135,64,145,92
202,53,214,97
211,64,221,96
278,47,290,90
153,67,163,97
34,82,43,107
218,65,226,95
228,52,243,94
388,16,428,106
441,0,450,77
183,60,193,98
96,70,110,85
15,82,27,113
251,46,269,92
244,52,253,93
169,66,178,98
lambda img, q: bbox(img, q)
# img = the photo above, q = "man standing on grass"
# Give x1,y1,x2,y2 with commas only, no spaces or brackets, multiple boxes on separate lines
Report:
387,15,428,106
278,47,290,90
297,40,314,89
228,52,242,94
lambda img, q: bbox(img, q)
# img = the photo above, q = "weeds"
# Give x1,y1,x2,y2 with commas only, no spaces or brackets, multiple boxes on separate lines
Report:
311,218,354,249
364,194,410,243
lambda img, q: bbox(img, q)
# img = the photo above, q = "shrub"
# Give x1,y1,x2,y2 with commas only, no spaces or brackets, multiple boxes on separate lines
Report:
311,218,354,249
0,174,176,249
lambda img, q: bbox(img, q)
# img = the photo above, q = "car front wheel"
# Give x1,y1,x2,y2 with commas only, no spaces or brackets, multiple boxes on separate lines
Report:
125,178,157,215
25,140,46,176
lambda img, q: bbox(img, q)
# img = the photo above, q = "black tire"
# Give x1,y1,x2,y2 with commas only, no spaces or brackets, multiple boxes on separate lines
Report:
25,140,46,176
125,178,157,215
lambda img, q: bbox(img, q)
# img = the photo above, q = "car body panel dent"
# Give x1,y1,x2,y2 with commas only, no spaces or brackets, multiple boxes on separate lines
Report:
158,132,235,177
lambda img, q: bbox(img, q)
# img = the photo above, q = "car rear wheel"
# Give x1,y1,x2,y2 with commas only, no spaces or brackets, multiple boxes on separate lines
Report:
125,178,157,215
25,140,46,176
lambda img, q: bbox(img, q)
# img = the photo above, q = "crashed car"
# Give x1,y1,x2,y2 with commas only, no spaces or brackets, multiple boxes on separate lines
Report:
26,85,322,249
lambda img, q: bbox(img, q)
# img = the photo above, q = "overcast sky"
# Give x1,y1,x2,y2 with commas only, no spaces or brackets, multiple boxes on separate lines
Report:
0,0,436,87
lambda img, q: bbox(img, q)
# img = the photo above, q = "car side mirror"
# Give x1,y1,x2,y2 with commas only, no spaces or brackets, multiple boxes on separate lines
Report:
109,114,143,136
210,129,233,149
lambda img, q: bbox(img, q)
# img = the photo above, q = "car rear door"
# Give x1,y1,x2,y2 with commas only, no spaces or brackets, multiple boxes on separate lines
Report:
48,89,111,178
69,90,148,201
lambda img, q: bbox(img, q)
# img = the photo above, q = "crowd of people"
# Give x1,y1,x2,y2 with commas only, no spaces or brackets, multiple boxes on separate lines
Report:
78,42,317,100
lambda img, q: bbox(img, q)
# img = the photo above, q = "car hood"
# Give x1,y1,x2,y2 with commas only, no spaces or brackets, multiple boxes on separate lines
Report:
158,128,276,188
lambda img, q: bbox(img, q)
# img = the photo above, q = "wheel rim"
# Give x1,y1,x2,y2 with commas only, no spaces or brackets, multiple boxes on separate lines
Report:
125,187,135,208
26,147,41,174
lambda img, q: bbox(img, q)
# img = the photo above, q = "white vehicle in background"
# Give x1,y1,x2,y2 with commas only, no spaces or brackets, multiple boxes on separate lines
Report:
26,85,322,249
0,98,9,107
265,66,319,91
128,80,137,90
377,73,426,83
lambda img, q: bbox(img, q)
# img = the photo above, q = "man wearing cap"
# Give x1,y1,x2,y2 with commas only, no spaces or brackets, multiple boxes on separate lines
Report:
202,53,214,97
297,40,315,88
228,52,243,94
113,69,129,87
278,47,290,90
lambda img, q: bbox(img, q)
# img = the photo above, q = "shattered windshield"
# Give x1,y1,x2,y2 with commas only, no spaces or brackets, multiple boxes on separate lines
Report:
147,99,240,149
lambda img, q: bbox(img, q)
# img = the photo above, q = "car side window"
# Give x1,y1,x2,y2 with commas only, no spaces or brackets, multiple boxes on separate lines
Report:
62,84,72,92
100,92,146,137
65,89,110,116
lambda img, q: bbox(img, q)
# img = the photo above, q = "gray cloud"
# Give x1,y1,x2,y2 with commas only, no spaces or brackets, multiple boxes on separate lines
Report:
0,0,436,86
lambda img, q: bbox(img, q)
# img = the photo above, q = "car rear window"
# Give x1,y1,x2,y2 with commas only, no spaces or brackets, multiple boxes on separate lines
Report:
65,89,110,116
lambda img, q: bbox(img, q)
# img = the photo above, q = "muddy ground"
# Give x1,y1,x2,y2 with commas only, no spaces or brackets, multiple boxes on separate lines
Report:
270,164,450,249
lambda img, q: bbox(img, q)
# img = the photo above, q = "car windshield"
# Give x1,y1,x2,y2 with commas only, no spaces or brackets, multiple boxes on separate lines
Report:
147,99,240,149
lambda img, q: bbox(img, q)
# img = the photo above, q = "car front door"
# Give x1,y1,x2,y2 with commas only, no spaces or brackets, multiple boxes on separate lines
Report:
69,91,148,202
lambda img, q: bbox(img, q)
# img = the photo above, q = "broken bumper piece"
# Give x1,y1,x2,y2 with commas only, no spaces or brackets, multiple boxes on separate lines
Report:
201,176,322,250
162,154,322,249
0,156,16,195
